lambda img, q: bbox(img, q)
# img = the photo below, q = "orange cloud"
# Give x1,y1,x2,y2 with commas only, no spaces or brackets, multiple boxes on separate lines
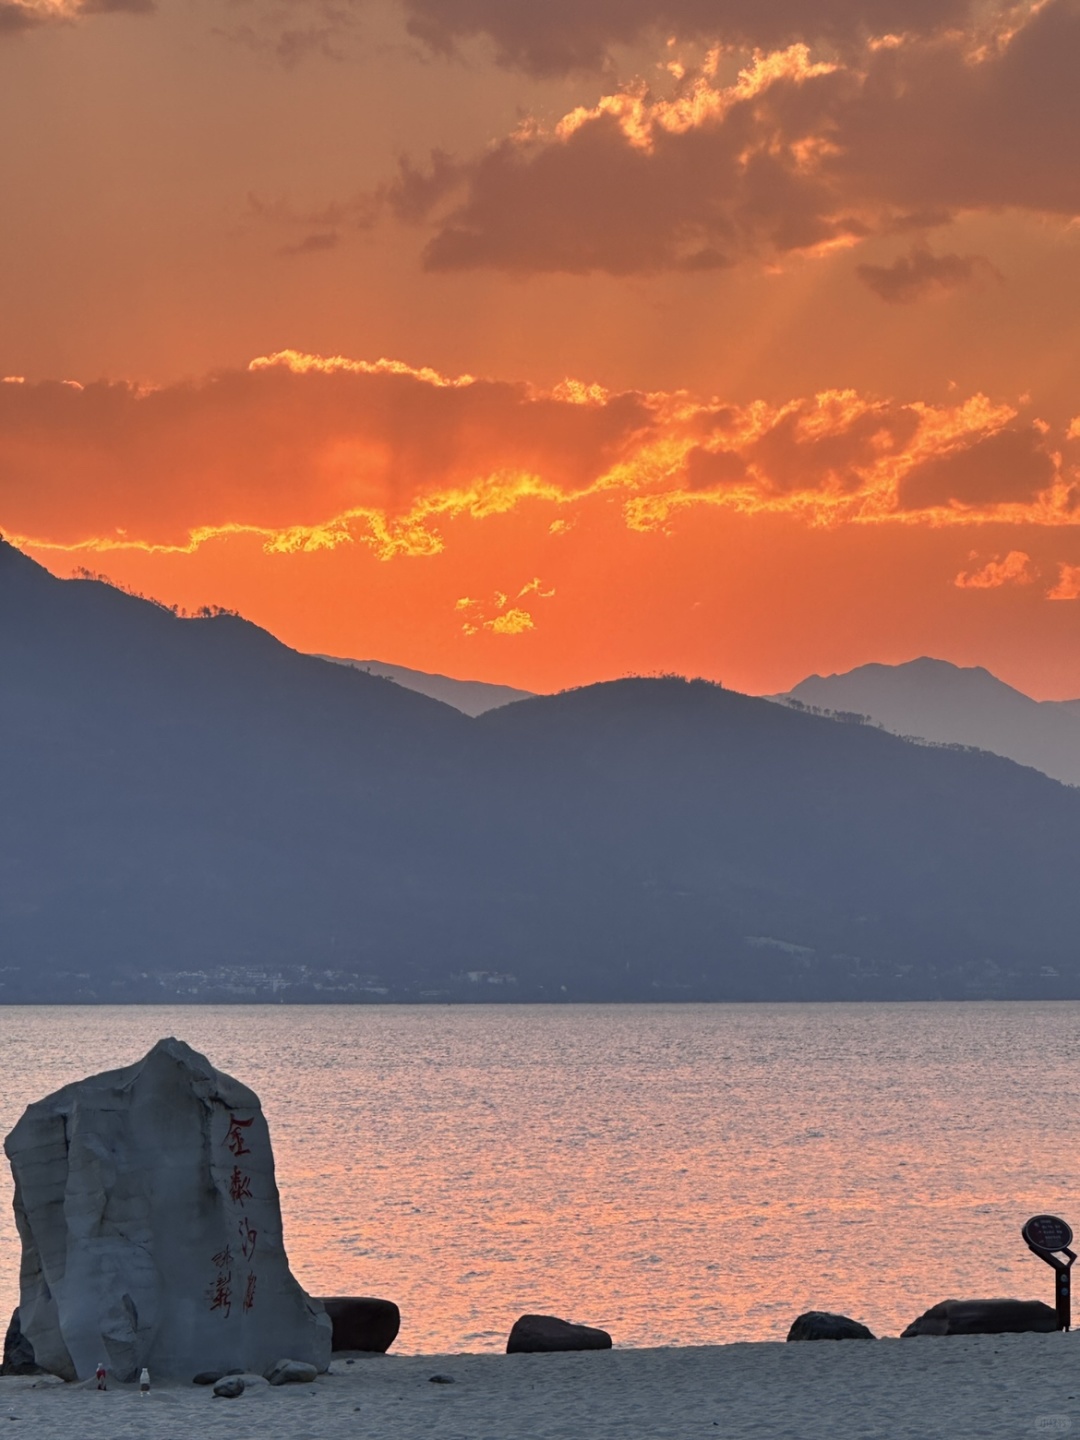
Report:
3,351,1078,574
1047,563,1080,601
455,585,548,635
0,352,649,558
486,607,534,635
1,0,151,34
954,550,1035,589
898,427,1055,511
384,3,1080,277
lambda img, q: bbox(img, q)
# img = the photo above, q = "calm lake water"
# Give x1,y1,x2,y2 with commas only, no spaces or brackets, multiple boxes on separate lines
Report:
0,1003,1076,1351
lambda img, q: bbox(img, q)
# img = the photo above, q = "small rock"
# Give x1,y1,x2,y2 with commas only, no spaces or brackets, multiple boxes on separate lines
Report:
787,1311,875,1341
264,1359,319,1386
316,1297,401,1354
902,1298,1058,1337
193,1371,224,1385
506,1315,612,1355
429,1374,455,1384
213,1376,245,1399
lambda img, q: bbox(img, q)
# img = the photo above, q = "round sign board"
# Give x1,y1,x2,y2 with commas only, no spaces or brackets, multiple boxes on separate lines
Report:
1023,1215,1074,1253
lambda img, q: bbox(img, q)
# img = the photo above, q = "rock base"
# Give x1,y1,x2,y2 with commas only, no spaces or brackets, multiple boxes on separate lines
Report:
506,1315,612,1354
1,1309,42,1376
317,1297,400,1353
787,1311,875,1341
902,1299,1059,1337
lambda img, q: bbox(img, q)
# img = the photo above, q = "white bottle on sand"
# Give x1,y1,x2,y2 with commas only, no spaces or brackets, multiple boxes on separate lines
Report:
139,1368,150,1395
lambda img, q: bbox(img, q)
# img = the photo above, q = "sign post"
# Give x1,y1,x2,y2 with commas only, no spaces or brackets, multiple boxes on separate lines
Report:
1022,1215,1076,1331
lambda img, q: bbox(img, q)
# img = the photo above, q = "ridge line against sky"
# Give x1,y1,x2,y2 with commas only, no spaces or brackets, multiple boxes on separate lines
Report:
4,0,1080,697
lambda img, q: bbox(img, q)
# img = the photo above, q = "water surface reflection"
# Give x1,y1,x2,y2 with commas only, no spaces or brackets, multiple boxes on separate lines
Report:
0,1003,1073,1351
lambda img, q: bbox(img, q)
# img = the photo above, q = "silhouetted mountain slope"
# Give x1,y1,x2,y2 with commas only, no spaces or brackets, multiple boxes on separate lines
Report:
5,541,1080,1001
782,657,1080,786
316,655,533,715
474,680,1080,995
1,540,480,986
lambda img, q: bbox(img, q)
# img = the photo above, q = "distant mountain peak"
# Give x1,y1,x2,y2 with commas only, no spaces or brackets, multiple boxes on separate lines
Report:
801,657,1037,709
805,656,1004,686
781,656,1080,786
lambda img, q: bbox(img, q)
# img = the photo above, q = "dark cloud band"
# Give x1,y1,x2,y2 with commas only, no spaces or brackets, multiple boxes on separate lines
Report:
402,0,977,75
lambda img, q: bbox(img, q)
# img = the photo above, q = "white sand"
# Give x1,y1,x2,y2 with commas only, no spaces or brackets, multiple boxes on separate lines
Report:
3,1333,1078,1439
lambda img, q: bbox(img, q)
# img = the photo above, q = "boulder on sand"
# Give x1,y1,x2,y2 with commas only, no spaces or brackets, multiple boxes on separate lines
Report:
317,1297,400,1353
4,1037,331,1382
902,1299,1059,1337
265,1358,318,1385
786,1311,875,1341
506,1315,612,1354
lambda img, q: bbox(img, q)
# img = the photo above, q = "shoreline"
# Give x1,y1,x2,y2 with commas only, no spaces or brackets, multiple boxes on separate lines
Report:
4,1333,1079,1439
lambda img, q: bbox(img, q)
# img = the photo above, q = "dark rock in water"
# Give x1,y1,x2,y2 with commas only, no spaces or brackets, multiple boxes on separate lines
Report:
213,1376,245,1399
2,1309,42,1376
429,1374,455,1384
193,1371,225,1385
786,1311,875,1341
902,1299,1059,1337
506,1315,612,1355
317,1297,400,1353
265,1358,318,1385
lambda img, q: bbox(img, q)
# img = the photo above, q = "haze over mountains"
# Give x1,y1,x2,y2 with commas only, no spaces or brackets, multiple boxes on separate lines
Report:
316,656,533,716
5,538,1080,1003
781,658,1080,788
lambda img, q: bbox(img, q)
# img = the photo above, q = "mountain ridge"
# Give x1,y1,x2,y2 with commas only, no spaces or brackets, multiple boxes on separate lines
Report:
780,656,1080,786
6,542,1080,1003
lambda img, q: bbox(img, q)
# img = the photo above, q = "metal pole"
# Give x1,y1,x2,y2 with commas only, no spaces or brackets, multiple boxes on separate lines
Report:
1055,1249,1075,1332
1022,1235,1075,1331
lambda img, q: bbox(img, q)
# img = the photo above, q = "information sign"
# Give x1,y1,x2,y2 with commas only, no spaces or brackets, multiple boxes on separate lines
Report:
1023,1216,1075,1254
1022,1215,1076,1331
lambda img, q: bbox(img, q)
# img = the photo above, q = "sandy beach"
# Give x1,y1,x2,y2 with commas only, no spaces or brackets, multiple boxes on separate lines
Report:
3,1332,1078,1439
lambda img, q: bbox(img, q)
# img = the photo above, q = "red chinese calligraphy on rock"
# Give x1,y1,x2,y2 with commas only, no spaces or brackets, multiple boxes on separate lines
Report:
211,1245,233,1272
210,1274,232,1318
238,1217,258,1262
229,1167,253,1205
224,1114,254,1157
243,1272,257,1313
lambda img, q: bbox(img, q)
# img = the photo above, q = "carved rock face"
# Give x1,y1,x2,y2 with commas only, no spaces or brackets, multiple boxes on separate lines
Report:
4,1037,331,1381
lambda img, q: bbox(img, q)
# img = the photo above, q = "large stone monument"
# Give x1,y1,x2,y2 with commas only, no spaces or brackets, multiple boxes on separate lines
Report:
4,1037,331,1381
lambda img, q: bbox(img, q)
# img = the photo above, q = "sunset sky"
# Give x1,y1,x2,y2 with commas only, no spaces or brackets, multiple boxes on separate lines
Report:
5,0,1080,697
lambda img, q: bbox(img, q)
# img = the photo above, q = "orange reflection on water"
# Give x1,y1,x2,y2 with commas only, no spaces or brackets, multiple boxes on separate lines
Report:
0,1003,1075,1351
